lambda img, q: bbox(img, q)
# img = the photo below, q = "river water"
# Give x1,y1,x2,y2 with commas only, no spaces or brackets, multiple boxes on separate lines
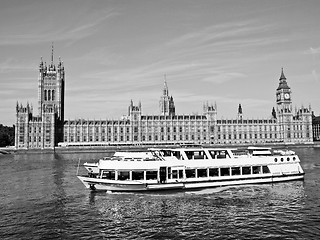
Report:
0,147,319,239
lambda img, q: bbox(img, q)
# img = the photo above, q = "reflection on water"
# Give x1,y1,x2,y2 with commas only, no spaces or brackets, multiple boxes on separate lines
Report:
84,181,307,239
0,148,320,239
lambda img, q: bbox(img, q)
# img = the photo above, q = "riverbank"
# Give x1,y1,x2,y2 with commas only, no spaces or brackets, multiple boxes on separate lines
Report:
3,141,320,155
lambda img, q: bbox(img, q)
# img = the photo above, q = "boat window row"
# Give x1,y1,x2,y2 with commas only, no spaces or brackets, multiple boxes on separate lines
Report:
167,150,230,160
274,157,296,162
183,166,270,178
99,165,270,181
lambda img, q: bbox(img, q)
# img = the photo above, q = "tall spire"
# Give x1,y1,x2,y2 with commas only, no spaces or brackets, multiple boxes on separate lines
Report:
163,74,168,96
51,42,54,64
277,67,290,90
238,104,243,114
280,67,286,80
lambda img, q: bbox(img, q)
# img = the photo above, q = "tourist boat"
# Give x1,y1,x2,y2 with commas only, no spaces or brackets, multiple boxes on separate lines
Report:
77,146,305,192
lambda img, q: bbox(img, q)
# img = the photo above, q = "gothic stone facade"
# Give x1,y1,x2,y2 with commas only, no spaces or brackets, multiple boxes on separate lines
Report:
64,70,312,146
15,52,313,149
312,115,320,141
15,52,65,149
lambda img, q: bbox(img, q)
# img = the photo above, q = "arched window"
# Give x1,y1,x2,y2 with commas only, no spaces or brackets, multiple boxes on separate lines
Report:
48,90,51,101
52,90,55,101
44,90,47,101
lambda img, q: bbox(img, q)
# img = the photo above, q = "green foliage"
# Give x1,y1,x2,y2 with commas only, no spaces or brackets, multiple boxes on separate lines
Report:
0,124,15,147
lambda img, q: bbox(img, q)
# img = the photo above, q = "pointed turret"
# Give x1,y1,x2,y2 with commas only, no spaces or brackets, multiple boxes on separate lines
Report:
159,76,175,116
238,104,243,120
280,67,286,80
39,57,43,69
277,68,290,90
272,107,276,119
51,42,54,65
163,74,169,96
238,104,243,115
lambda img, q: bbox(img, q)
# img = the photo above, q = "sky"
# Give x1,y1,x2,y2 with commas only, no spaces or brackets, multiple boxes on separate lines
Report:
1,0,320,126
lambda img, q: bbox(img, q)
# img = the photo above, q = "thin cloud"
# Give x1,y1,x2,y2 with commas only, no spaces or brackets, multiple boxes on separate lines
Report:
0,58,35,73
307,47,320,55
201,72,247,84
0,8,117,46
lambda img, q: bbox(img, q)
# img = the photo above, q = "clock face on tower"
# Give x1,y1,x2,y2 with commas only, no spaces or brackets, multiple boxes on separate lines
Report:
284,93,290,100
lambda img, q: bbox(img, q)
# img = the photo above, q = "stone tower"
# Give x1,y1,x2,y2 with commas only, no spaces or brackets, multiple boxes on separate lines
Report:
38,45,65,122
15,45,65,149
38,45,65,145
159,77,175,116
276,68,293,142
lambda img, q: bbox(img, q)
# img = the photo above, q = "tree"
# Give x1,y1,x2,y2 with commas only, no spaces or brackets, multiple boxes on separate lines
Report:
0,124,15,147
0,133,9,147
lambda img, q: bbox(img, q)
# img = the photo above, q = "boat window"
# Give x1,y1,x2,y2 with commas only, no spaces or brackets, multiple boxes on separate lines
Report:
102,170,115,180
185,169,196,178
185,151,193,160
242,167,251,175
185,151,207,160
220,167,230,176
117,171,130,180
161,150,172,157
231,167,241,176
146,171,158,180
209,150,216,159
232,150,248,157
172,151,181,160
132,171,144,180
217,151,229,159
262,166,270,174
178,170,184,179
209,168,219,177
194,151,207,159
252,166,261,174
167,167,172,179
171,170,178,179
209,150,229,159
197,168,207,178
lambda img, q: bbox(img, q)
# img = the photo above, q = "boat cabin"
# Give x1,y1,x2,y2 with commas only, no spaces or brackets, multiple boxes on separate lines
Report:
152,148,233,160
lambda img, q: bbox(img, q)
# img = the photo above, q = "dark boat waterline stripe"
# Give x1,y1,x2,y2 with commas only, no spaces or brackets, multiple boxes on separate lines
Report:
82,172,304,186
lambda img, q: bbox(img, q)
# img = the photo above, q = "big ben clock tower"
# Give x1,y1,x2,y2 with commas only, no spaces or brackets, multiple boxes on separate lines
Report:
276,68,293,142
276,68,292,109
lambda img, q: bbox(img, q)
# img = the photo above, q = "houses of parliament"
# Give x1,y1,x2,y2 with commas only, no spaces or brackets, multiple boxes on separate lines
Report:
15,50,313,149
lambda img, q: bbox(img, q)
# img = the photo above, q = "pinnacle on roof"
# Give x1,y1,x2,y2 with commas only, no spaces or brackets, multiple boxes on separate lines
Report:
163,74,169,96
279,67,286,80
238,104,243,114
51,42,54,64
277,68,290,90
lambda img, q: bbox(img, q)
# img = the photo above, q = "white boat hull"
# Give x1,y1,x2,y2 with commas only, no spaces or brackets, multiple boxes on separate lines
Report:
77,173,304,192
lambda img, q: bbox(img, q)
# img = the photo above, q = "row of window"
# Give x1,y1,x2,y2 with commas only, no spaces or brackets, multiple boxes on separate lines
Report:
64,125,309,136
218,119,276,124
99,165,270,181
27,136,51,143
65,134,208,143
218,125,278,132
218,133,278,140
65,131,310,143
44,89,55,101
